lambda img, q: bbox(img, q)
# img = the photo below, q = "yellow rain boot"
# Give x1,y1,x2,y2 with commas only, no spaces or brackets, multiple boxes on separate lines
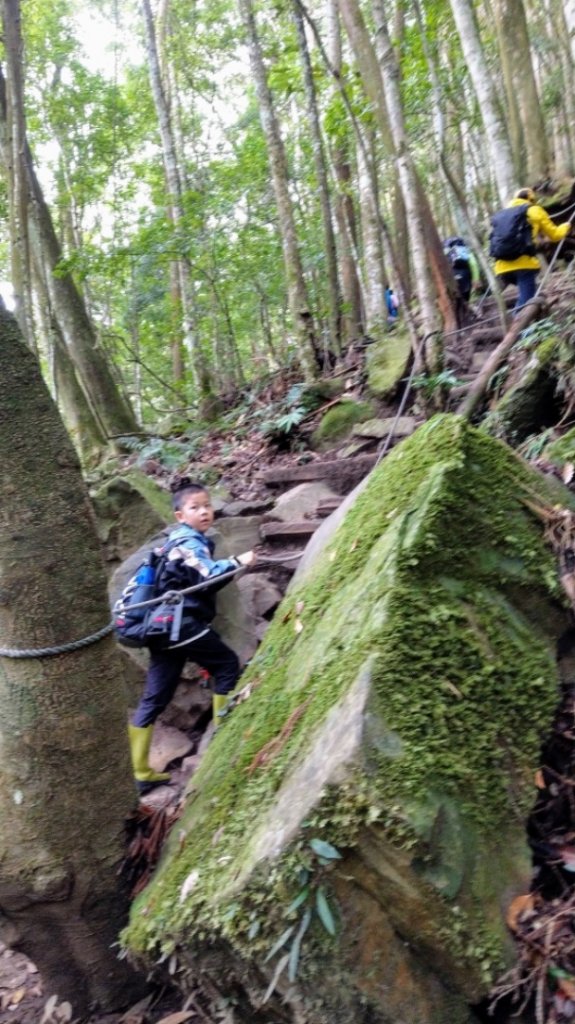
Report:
212,693,230,730
128,724,171,794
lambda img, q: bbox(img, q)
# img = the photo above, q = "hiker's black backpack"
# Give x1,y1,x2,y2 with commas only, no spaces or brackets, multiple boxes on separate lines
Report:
444,239,471,270
489,206,536,261
113,541,186,649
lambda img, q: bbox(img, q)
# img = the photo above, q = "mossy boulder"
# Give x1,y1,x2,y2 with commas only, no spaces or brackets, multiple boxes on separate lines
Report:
366,325,411,398
123,416,572,1024
481,336,560,444
311,399,375,449
91,470,172,567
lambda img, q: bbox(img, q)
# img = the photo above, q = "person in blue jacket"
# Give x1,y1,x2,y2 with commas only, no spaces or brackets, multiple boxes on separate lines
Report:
128,478,257,792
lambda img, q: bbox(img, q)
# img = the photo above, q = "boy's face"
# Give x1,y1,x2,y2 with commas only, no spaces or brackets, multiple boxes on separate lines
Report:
175,490,214,533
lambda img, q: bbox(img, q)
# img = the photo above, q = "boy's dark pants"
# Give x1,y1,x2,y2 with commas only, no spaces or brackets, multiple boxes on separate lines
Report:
133,628,240,728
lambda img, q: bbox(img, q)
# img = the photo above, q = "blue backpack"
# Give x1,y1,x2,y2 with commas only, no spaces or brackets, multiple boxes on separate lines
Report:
113,542,184,648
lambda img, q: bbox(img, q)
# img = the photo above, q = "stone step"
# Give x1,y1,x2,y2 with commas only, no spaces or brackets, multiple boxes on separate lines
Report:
259,454,378,493
260,520,323,540
316,496,343,518
352,415,419,440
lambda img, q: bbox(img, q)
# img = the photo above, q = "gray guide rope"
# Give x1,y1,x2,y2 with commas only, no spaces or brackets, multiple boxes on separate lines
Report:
0,552,303,659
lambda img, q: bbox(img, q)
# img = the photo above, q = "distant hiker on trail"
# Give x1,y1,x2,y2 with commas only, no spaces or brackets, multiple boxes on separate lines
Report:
385,286,399,322
489,188,573,312
443,236,481,303
128,478,257,794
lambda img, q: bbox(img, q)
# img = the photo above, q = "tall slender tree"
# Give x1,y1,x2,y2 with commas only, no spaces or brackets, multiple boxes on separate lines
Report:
238,0,319,379
447,0,515,203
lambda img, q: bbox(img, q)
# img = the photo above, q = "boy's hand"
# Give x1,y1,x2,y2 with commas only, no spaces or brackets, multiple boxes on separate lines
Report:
237,550,257,567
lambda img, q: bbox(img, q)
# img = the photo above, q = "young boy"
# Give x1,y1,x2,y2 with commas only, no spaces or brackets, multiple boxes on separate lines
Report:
128,479,257,793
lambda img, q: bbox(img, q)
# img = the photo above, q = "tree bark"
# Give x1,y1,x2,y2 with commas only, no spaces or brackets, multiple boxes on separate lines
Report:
493,0,549,181
141,0,210,396
32,260,107,465
2,0,35,348
292,0,342,357
0,307,142,1013
447,0,516,204
357,132,387,334
370,0,441,350
238,0,318,379
325,0,363,345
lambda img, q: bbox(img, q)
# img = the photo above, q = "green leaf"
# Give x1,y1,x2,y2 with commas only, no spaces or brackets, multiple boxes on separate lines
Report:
288,907,312,982
264,924,296,963
262,952,289,1003
248,919,260,940
309,838,342,860
287,887,309,914
316,886,336,936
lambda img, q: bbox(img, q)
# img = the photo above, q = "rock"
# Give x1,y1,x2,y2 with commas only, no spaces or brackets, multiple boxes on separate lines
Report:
311,399,375,450
352,416,418,439
482,336,560,443
149,723,195,772
236,574,283,619
212,515,263,556
91,471,172,567
159,681,212,731
265,482,339,524
260,521,322,540
124,414,575,1024
221,498,275,516
260,455,378,493
365,325,411,398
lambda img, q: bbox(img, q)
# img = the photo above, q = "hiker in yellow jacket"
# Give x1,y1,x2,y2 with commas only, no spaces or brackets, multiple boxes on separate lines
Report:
492,188,572,311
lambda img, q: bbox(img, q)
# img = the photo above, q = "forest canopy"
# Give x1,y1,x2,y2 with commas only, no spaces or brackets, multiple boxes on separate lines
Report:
0,0,572,450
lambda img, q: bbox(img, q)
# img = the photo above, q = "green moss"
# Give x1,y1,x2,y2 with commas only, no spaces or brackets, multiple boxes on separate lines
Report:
545,425,575,467
311,399,375,447
123,415,571,988
482,336,560,444
366,326,411,398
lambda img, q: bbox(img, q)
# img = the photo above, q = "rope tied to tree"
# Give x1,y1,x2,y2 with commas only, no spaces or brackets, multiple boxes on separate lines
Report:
0,621,117,659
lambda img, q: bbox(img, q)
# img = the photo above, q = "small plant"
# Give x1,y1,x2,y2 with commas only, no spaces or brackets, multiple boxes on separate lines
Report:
518,428,556,462
117,435,197,469
515,316,557,349
260,838,341,1002
412,369,463,400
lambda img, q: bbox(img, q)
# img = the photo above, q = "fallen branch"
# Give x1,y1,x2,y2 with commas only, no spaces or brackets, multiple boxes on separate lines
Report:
457,299,543,419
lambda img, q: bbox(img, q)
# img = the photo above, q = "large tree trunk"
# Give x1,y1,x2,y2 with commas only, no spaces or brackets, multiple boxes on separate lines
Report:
238,0,319,379
493,0,549,181
292,0,342,357
370,0,441,350
357,132,387,334
325,0,363,345
0,307,142,1013
32,260,107,465
2,0,34,348
141,0,210,396
447,0,515,204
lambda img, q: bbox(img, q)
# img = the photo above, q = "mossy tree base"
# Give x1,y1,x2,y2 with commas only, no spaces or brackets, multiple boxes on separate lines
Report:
123,415,573,1023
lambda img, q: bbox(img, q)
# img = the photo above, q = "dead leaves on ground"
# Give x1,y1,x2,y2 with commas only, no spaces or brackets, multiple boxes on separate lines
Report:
120,803,182,897
491,688,575,1022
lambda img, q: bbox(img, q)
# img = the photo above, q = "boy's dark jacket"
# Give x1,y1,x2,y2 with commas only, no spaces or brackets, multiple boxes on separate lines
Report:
156,524,238,636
